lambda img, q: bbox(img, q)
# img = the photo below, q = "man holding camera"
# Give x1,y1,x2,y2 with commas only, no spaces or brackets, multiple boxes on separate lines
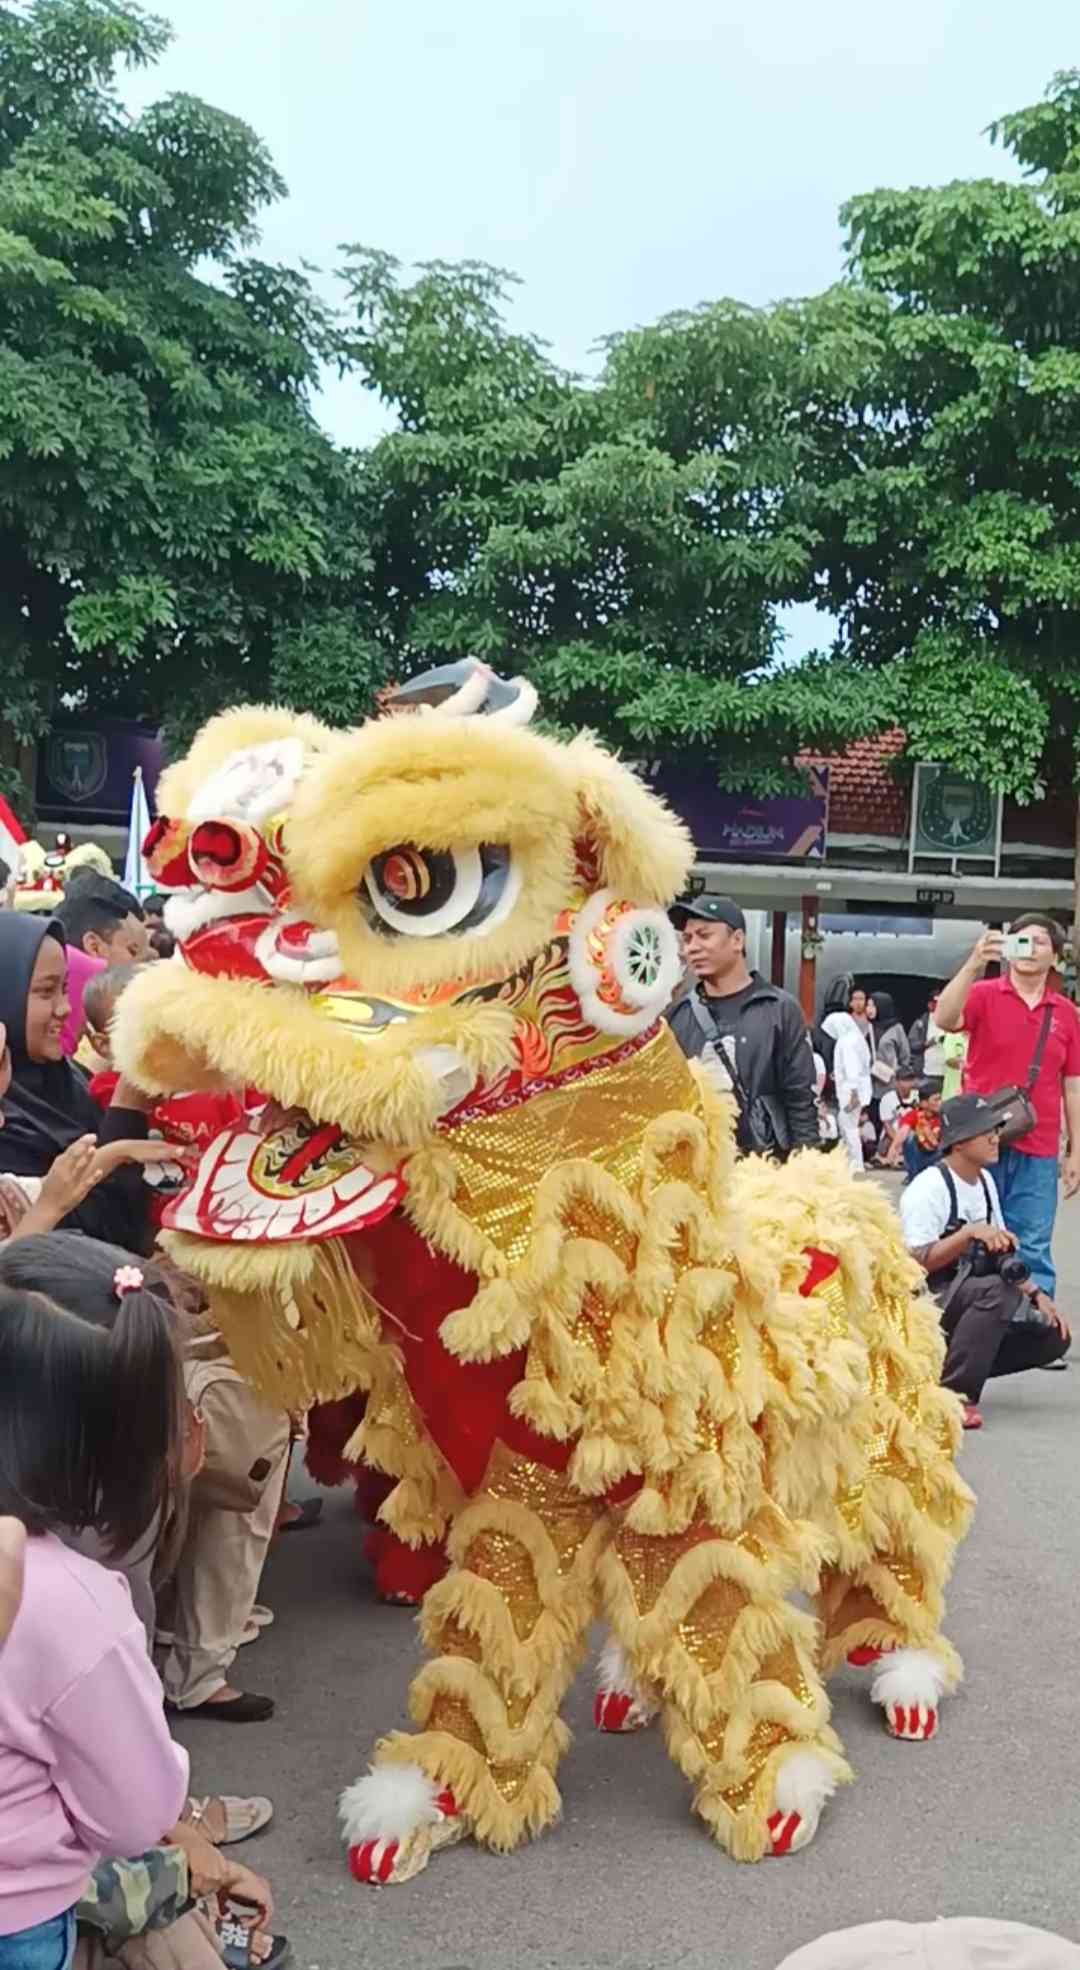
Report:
900,1093,1071,1429
934,912,1080,1300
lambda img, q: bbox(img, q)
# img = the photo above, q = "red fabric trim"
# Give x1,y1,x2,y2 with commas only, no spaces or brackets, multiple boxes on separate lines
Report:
799,1247,839,1297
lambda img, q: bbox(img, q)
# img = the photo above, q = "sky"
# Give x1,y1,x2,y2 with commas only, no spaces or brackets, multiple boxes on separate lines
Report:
125,1,1080,656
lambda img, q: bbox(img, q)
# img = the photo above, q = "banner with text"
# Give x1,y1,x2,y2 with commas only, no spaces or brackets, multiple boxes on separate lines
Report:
646,763,830,861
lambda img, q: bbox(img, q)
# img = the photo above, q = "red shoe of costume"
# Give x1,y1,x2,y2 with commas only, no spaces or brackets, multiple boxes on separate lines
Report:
343,1771,466,1885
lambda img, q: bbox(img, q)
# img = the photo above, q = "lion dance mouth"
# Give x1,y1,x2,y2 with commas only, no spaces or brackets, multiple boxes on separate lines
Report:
115,660,973,1881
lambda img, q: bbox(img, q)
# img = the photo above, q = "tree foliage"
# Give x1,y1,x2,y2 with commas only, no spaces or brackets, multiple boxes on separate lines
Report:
0,0,380,806
787,68,1080,801
6,8,1080,818
343,256,897,785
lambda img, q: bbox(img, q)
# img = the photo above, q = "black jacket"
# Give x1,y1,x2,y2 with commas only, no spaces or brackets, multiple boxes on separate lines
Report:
667,972,819,1155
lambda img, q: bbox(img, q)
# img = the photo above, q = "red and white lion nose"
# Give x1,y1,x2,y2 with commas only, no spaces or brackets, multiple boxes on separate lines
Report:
187,818,271,893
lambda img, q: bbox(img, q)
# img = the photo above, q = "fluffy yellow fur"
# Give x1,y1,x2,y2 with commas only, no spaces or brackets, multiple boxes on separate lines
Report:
113,960,519,1149
567,731,693,902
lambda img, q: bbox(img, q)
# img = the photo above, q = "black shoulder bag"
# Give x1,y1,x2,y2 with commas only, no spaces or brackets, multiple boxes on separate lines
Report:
688,991,791,1159
983,1003,1054,1146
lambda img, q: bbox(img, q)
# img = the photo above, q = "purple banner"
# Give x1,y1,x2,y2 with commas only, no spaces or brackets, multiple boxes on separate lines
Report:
647,763,829,860
37,721,163,822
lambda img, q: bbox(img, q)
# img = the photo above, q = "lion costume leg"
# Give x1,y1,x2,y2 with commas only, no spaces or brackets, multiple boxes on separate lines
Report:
817,1306,973,1744
598,1517,851,1861
340,1448,611,1884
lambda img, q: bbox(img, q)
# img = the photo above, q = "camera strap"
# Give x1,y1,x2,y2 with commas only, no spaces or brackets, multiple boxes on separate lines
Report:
937,1164,993,1236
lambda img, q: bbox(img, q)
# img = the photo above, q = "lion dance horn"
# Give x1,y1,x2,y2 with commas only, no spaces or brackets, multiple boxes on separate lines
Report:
381,658,538,728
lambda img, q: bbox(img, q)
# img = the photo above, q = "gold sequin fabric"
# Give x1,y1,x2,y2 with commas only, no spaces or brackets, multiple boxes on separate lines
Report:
464,1532,543,1641
438,1023,696,1266
484,1447,605,1575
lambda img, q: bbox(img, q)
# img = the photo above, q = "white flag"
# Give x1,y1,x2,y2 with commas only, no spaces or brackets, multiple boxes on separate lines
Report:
123,766,154,899
0,795,26,880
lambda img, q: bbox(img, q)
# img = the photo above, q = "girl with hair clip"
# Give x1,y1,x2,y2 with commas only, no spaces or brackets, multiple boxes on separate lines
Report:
0,1243,290,1970
0,1260,189,1968
1,1235,290,1729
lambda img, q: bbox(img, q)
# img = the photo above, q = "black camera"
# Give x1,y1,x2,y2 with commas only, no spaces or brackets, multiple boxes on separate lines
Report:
968,1241,1028,1287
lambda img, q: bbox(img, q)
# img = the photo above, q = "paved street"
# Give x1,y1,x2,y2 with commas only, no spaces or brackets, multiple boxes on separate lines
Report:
174,1184,1080,1970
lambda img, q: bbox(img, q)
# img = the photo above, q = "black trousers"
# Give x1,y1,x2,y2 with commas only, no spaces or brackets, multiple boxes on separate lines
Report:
937,1273,1069,1402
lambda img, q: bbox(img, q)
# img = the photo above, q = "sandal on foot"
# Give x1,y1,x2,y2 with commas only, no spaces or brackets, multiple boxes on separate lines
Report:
174,1691,275,1723
183,1794,274,1845
279,1498,322,1533
218,1927,291,1970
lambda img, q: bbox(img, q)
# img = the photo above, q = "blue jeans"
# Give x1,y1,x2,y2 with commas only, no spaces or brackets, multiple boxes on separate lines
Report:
997,1145,1060,1298
0,1910,75,1970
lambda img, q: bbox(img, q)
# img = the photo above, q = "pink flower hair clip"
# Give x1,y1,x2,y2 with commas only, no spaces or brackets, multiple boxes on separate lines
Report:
113,1266,145,1299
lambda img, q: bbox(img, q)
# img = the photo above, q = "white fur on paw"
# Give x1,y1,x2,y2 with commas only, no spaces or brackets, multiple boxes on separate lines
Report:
595,1637,660,1727
768,1749,838,1855
870,1648,949,1712
773,1748,839,1820
596,1639,657,1708
339,1764,441,1846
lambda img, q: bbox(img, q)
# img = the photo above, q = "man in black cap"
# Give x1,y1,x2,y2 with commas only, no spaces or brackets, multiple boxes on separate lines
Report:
899,1092,1070,1428
667,895,818,1159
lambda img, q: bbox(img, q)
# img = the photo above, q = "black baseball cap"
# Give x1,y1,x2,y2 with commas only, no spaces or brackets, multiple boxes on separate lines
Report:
669,895,747,933
938,1092,1001,1151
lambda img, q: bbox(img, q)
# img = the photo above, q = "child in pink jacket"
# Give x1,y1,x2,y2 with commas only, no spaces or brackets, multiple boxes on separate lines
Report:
0,1268,189,1968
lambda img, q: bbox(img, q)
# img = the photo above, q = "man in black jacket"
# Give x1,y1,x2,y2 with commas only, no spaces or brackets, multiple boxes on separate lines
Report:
667,895,819,1159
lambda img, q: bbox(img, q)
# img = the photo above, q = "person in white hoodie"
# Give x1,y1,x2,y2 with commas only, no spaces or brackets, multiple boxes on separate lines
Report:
775,1918,1080,1968
822,1010,873,1172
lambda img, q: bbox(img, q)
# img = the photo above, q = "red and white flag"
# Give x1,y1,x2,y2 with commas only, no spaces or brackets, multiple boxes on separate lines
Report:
0,796,26,879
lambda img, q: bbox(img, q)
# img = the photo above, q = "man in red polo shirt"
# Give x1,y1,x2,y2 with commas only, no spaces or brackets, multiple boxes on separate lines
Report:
936,913,1080,1303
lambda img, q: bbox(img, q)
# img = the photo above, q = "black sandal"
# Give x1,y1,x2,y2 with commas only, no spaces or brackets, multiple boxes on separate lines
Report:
175,1691,275,1722
219,1931,292,1970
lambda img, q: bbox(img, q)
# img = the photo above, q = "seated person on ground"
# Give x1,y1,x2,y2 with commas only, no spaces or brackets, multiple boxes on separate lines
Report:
877,1071,919,1166
899,1079,943,1183
899,1093,1070,1431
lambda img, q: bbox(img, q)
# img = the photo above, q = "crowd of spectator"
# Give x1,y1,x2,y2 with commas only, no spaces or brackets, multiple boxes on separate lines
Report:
2,859,1079,1967
666,898,1078,1431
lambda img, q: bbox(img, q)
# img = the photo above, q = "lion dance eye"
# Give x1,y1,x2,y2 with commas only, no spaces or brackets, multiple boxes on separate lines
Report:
360,843,517,939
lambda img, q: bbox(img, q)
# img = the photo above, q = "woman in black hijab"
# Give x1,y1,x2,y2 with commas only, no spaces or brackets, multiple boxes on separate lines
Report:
866,988,912,1084
0,913,154,1250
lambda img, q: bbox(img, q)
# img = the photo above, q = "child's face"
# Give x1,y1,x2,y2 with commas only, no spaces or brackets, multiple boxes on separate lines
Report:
924,1093,943,1116
88,1018,113,1063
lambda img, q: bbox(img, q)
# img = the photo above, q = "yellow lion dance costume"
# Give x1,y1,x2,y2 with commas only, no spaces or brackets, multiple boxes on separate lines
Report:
116,661,973,1884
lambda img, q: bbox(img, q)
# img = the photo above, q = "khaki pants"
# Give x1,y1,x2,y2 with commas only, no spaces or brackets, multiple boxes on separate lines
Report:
161,1362,289,1708
75,1908,222,1970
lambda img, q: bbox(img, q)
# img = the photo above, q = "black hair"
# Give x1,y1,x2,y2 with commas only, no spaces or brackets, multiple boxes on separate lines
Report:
1009,912,1066,958
83,961,143,1033
150,927,176,960
55,873,144,950
0,856,9,890
870,989,897,1027
0,1232,182,1554
822,974,855,1016
918,1077,943,1101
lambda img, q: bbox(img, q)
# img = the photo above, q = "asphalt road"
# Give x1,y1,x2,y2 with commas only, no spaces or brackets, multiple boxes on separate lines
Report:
174,1182,1080,1970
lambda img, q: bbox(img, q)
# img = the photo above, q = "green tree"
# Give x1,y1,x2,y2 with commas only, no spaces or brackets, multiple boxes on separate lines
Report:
0,0,382,810
343,252,895,789
787,71,1080,876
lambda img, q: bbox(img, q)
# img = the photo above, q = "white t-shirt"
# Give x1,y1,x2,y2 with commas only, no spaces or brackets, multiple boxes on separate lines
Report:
900,1163,1004,1253
879,1090,903,1127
